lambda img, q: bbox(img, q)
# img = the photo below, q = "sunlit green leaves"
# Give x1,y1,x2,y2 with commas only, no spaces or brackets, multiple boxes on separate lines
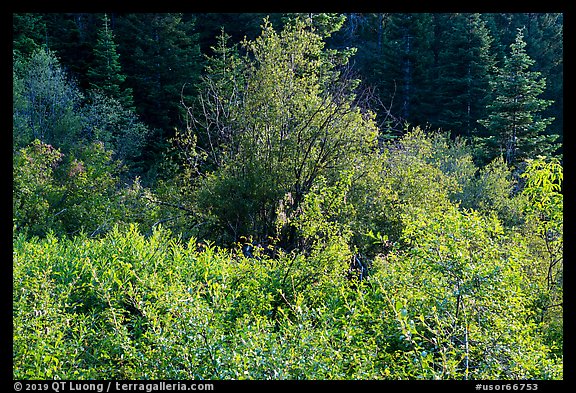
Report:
373,201,562,379
14,218,562,379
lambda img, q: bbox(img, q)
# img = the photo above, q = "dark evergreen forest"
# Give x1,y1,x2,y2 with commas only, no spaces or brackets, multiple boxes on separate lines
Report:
13,13,563,381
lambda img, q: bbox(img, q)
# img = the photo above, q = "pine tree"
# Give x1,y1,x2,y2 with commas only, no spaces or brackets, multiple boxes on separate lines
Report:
378,13,436,127
13,13,46,59
483,13,563,144
114,13,202,136
433,13,495,138
87,13,133,108
282,13,347,38
522,13,563,148
42,13,99,90
477,28,557,165
195,13,284,55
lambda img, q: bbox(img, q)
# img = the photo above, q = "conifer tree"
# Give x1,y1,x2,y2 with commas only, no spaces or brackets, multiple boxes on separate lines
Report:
483,13,563,144
522,13,563,146
13,13,46,59
114,13,202,136
378,14,435,126
477,28,557,165
42,13,99,90
282,13,347,38
87,13,133,108
434,13,495,137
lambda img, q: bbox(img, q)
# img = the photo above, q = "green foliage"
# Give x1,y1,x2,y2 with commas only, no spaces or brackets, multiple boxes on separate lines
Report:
82,91,150,174
372,128,461,243
178,17,378,244
459,157,524,226
13,140,154,238
87,13,134,108
53,141,126,236
114,13,202,138
476,28,558,165
518,157,563,352
12,46,154,237
13,13,46,59
278,172,355,296
521,156,562,219
14,221,562,379
13,49,84,151
13,14,563,381
282,13,347,38
41,13,98,89
377,14,436,124
374,204,562,379
13,140,65,236
483,13,563,140
13,47,149,177
433,13,495,136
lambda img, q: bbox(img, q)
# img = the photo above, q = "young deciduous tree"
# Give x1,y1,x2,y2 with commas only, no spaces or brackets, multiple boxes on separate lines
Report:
520,156,563,351
82,91,149,174
174,17,379,245
376,203,561,379
13,49,84,151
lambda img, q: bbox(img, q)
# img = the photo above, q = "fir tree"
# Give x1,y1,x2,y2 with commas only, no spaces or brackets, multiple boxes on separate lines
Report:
114,13,202,136
378,14,435,126
483,13,563,143
434,13,495,138
87,13,133,108
13,13,46,59
42,13,98,90
282,13,347,38
522,13,563,147
477,28,557,165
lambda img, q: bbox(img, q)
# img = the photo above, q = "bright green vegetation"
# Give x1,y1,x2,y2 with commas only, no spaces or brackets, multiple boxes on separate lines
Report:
13,196,563,379
13,13,562,380
12,132,563,379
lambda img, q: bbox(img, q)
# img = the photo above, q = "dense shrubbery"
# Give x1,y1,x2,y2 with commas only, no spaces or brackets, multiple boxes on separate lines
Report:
13,133,563,379
13,15,562,380
13,139,156,238
13,214,562,379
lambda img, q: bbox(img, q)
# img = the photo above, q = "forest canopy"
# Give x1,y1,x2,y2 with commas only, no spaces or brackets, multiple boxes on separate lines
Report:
13,13,563,380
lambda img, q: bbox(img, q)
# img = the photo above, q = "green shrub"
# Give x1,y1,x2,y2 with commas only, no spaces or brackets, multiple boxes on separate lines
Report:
372,204,562,379
13,221,562,379
13,140,65,236
13,139,158,238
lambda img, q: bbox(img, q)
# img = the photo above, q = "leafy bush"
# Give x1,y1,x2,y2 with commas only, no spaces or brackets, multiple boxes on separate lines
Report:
13,222,562,379
372,204,562,379
13,140,65,236
460,156,525,226
13,140,155,238
82,91,150,174
518,156,563,354
13,49,84,151
175,17,378,245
